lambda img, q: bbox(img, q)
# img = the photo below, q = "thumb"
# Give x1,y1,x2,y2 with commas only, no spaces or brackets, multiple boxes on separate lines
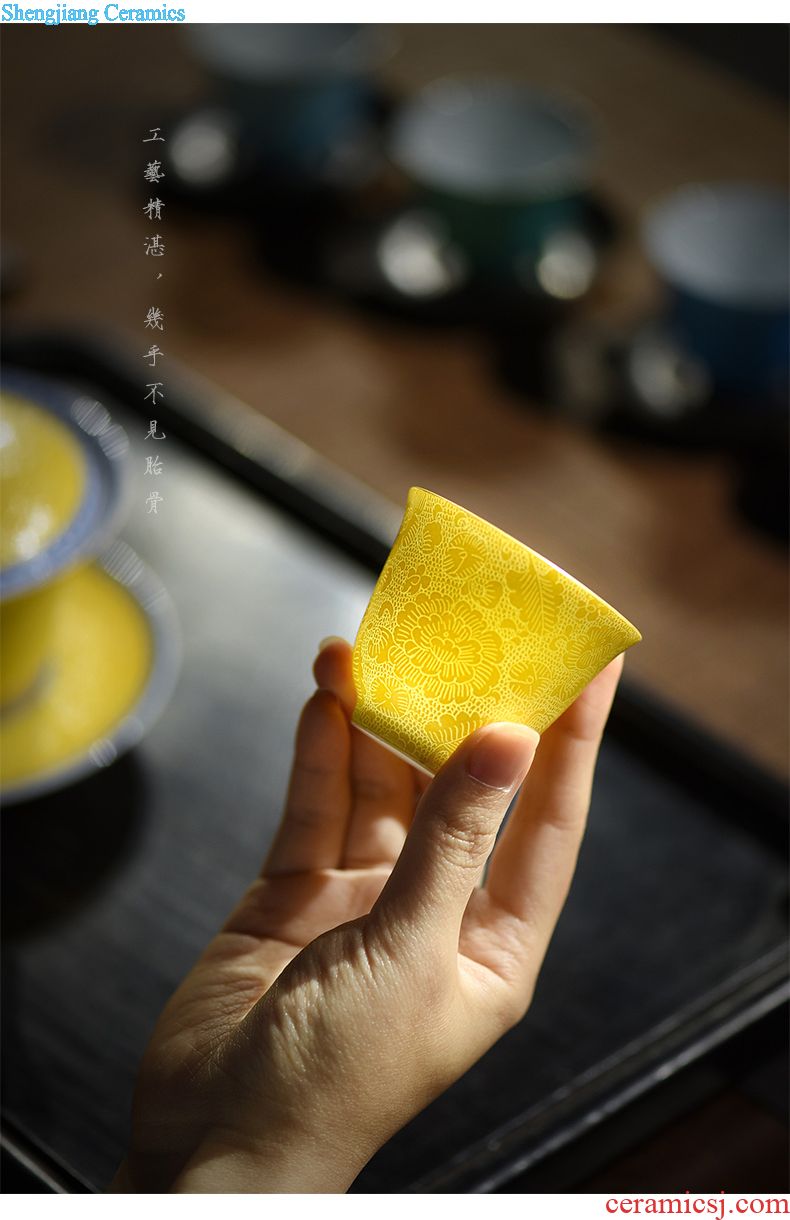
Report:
372,723,539,942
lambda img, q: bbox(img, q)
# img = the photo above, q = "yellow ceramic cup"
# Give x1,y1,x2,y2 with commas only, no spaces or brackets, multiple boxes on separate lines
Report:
0,392,88,709
0,583,61,708
352,487,641,774
0,393,87,570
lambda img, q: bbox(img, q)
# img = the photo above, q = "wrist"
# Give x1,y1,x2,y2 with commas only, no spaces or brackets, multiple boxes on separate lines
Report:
171,1124,374,1194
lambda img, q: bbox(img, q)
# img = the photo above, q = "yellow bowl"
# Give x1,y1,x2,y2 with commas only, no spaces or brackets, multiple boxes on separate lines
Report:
0,376,131,712
0,392,89,708
351,486,641,773
0,582,61,708
0,541,180,803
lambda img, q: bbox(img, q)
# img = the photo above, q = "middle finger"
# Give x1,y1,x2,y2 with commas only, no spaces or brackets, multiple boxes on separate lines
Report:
314,638,418,868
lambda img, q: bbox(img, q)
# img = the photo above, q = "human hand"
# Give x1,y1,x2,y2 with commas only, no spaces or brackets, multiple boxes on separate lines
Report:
112,639,623,1193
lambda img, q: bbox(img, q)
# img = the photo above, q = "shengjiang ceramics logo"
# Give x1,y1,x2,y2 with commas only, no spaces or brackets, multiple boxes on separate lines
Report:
1,2,186,22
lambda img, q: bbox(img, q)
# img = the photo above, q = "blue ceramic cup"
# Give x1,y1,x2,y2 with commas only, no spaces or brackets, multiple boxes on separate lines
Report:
644,183,789,399
185,24,391,181
387,77,597,275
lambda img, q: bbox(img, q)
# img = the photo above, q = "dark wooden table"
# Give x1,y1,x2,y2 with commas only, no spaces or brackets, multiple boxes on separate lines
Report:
1,23,788,1192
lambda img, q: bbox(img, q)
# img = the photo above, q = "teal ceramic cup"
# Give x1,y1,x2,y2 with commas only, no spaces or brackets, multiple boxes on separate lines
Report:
186,24,392,180
387,77,597,274
644,183,790,399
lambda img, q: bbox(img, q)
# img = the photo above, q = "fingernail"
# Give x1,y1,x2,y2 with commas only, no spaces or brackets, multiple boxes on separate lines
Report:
466,723,539,791
318,635,346,653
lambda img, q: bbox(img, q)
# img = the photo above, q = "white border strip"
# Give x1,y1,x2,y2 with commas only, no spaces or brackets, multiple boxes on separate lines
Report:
1,7,789,26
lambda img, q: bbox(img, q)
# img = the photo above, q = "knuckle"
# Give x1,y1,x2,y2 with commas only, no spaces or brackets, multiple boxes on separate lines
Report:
222,879,283,937
294,757,338,784
353,774,400,806
286,800,327,832
429,809,496,869
343,854,386,869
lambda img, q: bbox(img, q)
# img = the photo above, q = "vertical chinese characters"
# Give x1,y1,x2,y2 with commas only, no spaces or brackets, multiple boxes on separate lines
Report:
142,127,166,516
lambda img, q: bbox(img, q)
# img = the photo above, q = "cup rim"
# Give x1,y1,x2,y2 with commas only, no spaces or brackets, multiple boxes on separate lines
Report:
352,719,435,776
643,181,790,311
409,486,641,645
1,370,132,602
187,22,395,81
388,76,598,204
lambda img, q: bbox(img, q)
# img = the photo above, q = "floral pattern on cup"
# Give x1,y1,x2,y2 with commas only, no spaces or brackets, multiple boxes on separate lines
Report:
444,532,486,577
371,678,410,716
389,594,503,703
425,711,485,748
505,565,563,632
352,487,641,774
508,658,552,699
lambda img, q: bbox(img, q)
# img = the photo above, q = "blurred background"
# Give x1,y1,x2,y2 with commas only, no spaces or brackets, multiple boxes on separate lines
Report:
1,22,788,1195
2,22,788,777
